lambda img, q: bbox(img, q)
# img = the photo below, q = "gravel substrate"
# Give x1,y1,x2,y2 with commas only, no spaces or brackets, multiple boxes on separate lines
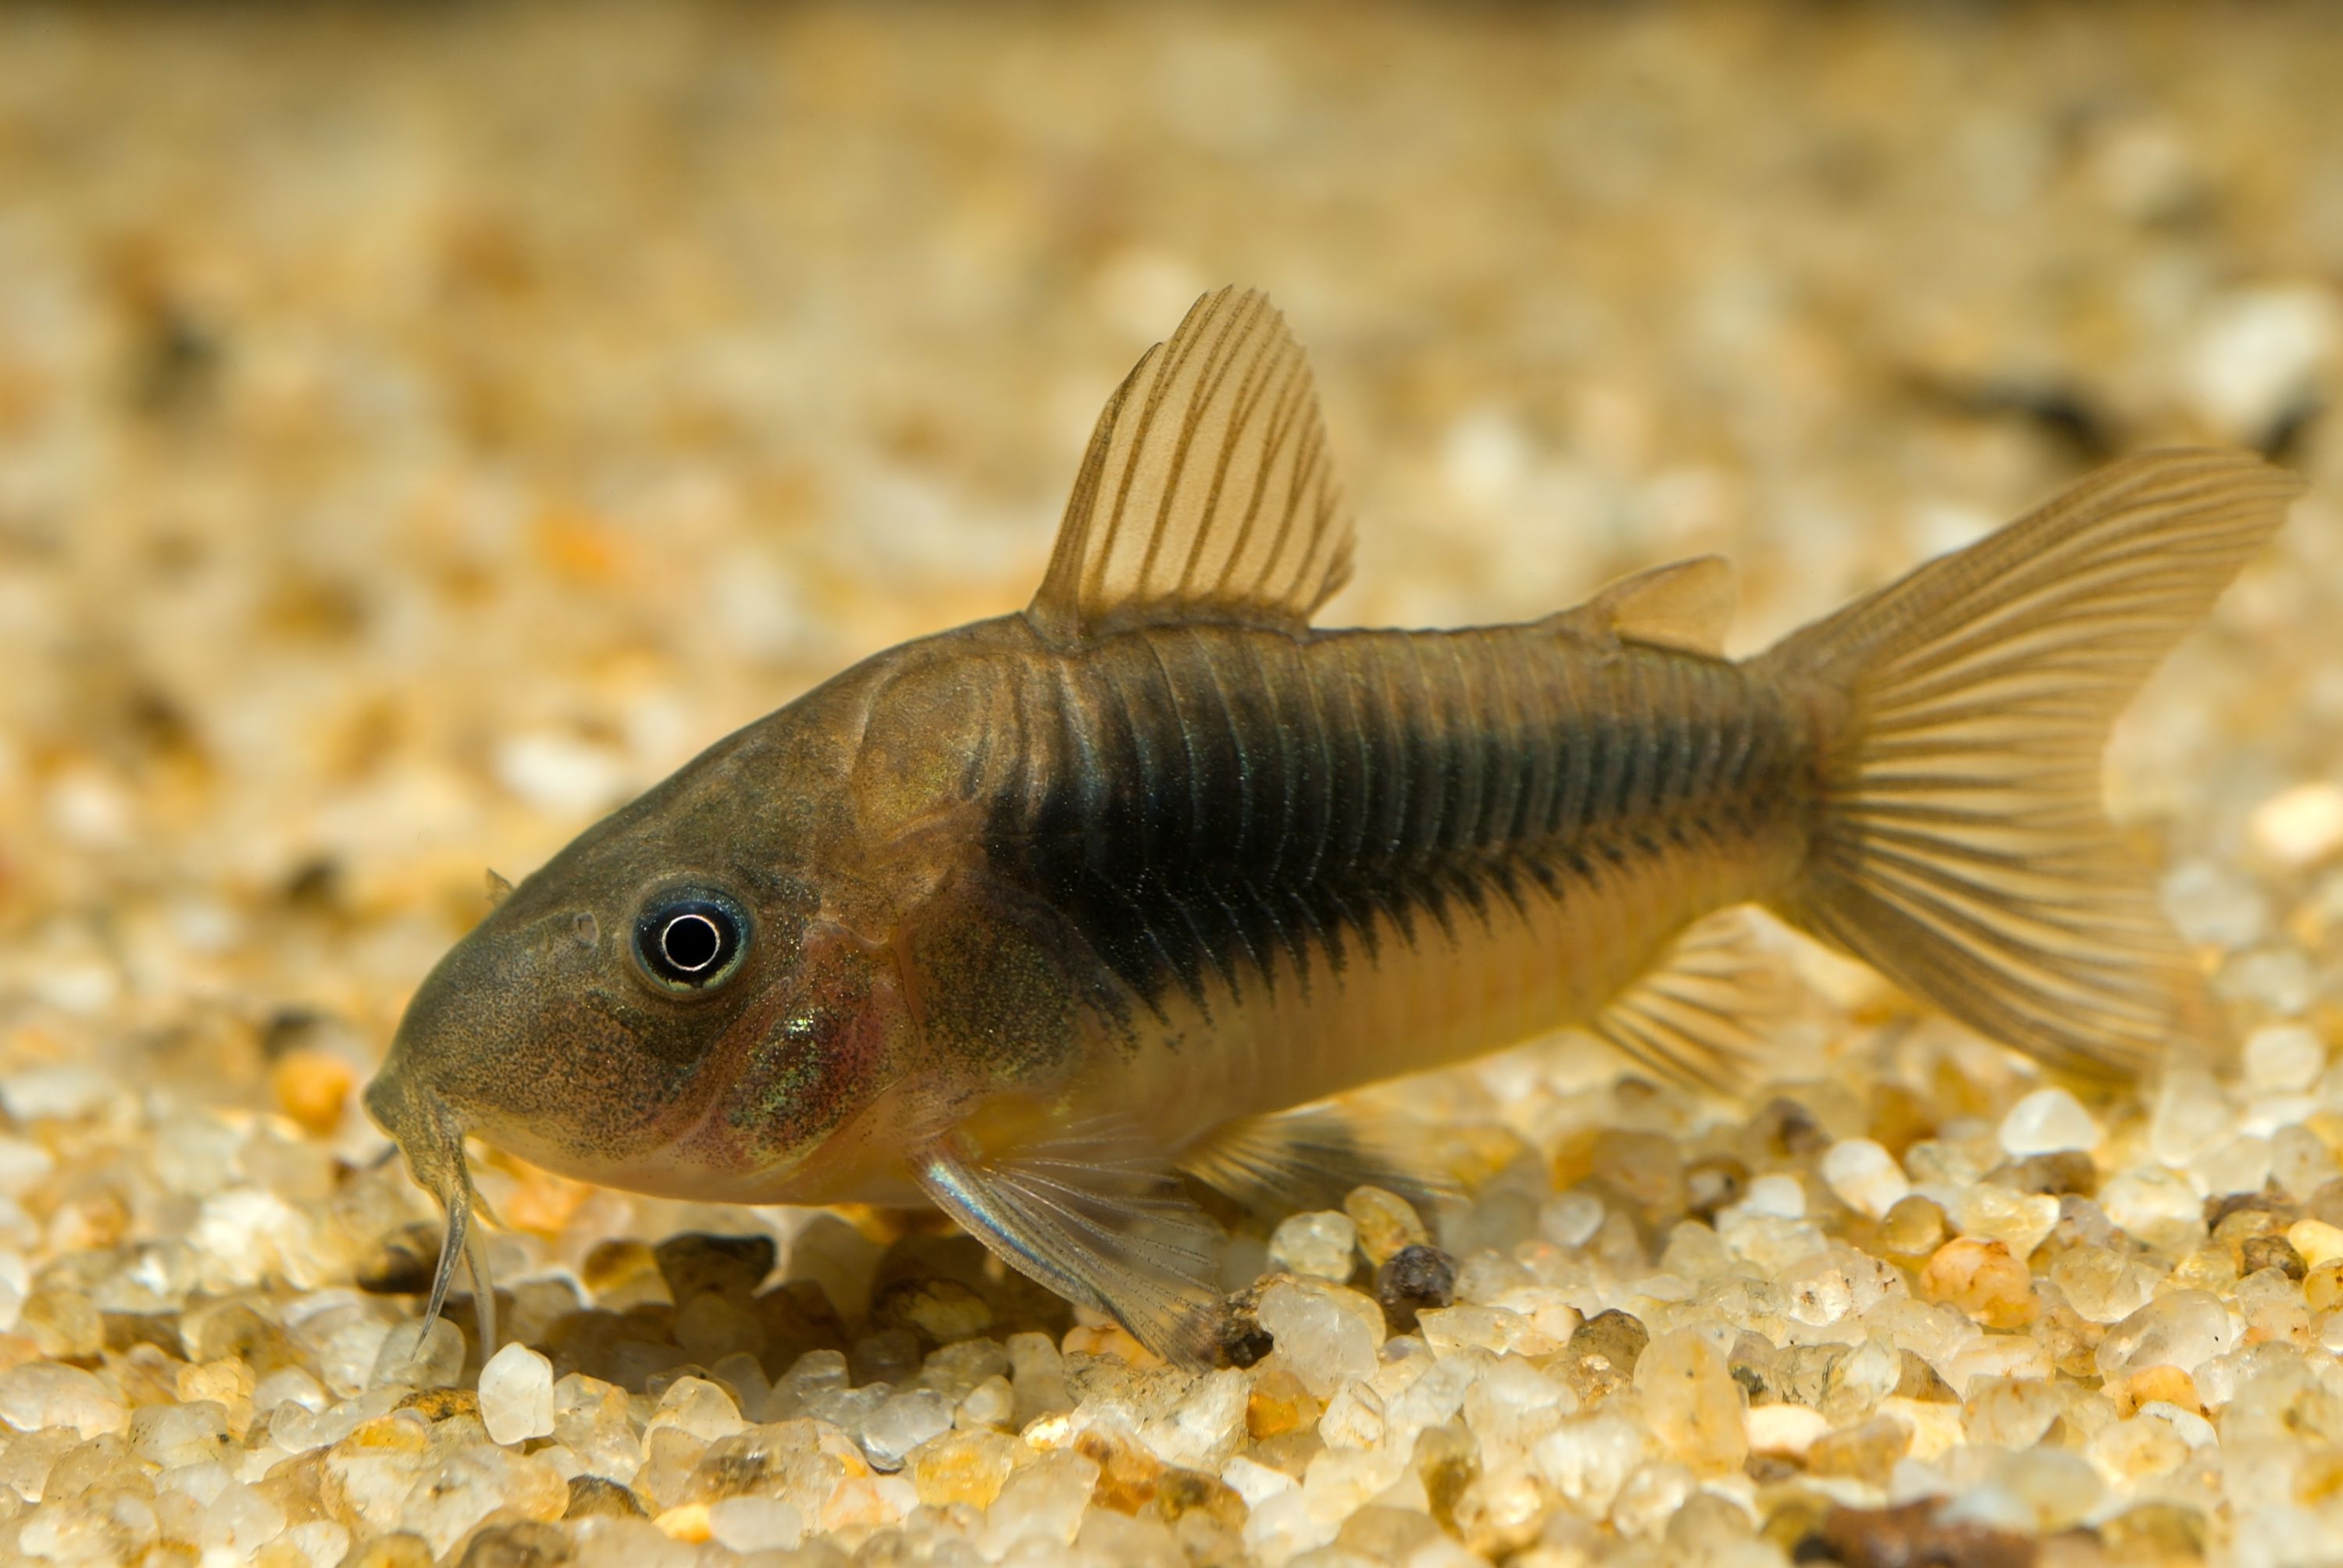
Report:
2,4,2342,1565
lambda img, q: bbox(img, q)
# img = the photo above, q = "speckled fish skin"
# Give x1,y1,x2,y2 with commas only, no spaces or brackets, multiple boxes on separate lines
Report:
971,618,1810,1141
367,287,2302,1360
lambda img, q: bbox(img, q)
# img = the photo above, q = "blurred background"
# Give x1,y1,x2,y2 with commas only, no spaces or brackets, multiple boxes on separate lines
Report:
1,0,2340,1335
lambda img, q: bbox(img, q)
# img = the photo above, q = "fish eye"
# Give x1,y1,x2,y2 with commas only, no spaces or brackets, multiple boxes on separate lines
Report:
633,890,750,993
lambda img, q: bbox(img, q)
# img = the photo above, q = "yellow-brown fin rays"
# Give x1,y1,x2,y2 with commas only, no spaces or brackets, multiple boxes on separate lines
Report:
1761,447,2304,1079
1177,1103,1457,1220
1028,287,1353,643
915,1121,1223,1367
1587,907,1793,1089
1574,555,1738,657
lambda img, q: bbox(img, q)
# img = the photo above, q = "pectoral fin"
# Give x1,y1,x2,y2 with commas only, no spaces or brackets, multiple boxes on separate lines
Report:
915,1120,1224,1366
1177,1102,1455,1220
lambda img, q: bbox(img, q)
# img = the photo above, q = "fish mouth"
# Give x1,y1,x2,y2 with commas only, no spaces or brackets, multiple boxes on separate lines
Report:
363,1067,499,1356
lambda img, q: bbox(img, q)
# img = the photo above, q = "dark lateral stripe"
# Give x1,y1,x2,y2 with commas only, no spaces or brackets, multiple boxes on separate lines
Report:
983,622,1800,1018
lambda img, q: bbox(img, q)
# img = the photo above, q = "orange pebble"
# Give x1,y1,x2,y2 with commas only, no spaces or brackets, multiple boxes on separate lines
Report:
270,1049,354,1137
498,1160,592,1236
1246,1368,1323,1441
654,1503,712,1542
1917,1236,2038,1328
1062,1320,1163,1367
2120,1364,2202,1416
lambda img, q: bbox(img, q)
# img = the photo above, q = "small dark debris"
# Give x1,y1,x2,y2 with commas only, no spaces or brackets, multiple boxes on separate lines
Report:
124,685,202,761
260,1006,330,1058
1910,373,2119,464
1373,1245,1457,1335
2262,393,2323,468
2243,1234,2309,1281
1684,1154,1750,1223
1989,1149,2097,1198
131,305,223,418
1218,1297,1275,1370
398,1387,480,1422
1796,1499,2037,1567
280,857,346,914
694,1446,778,1502
1754,1097,1828,1159
562,1474,649,1520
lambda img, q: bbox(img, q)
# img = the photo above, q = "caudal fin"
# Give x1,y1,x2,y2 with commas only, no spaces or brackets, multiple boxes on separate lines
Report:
1760,449,2302,1078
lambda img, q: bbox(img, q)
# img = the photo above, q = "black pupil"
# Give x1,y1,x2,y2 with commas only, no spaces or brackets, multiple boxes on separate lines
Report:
662,914,723,972
638,897,741,986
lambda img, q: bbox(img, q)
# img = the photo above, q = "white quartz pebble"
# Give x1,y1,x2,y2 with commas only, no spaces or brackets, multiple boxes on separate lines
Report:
369,1317,465,1392
703,1490,806,1556
2096,1290,2237,1379
2161,861,2267,948
2252,782,2343,868
2245,1024,2327,1095
1998,1087,2100,1155
0,1362,128,1439
1821,1139,1910,1219
860,1388,954,1470
1539,1191,1606,1248
1256,1279,1384,1398
708,1498,804,1554
978,1449,1100,1558
477,1342,555,1445
1267,1210,1358,1280
1742,1173,1806,1219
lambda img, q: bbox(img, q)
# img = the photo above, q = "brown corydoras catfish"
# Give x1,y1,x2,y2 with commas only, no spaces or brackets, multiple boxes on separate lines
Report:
368,289,2301,1360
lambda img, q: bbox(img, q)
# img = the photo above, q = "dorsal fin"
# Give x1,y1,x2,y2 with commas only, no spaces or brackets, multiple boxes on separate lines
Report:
1028,288,1353,642
1574,555,1736,656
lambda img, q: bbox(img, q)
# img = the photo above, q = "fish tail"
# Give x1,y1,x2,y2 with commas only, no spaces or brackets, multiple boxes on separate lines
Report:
1757,448,2301,1078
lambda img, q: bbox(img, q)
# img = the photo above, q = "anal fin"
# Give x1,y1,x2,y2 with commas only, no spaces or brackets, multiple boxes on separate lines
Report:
1589,906,1792,1089
916,1119,1223,1367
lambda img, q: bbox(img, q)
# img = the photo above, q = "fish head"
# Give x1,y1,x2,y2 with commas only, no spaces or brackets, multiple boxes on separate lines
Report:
365,693,924,1223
